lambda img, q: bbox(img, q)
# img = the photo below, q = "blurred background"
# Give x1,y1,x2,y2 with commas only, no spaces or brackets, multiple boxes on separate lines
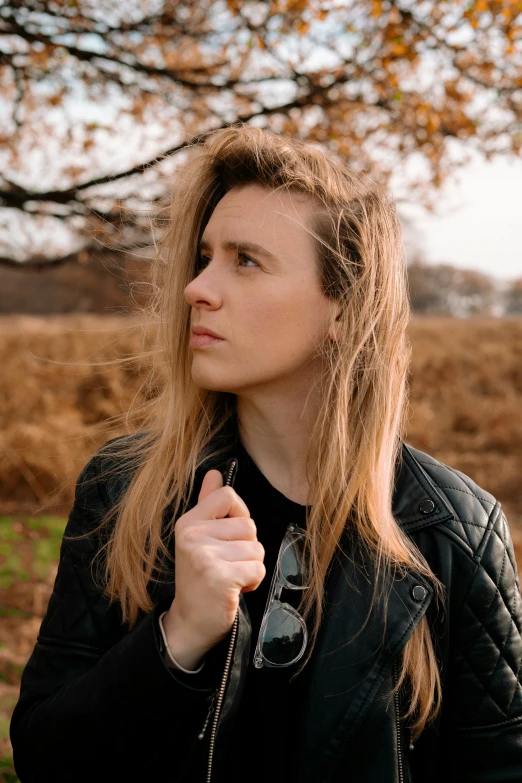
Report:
0,1,521,778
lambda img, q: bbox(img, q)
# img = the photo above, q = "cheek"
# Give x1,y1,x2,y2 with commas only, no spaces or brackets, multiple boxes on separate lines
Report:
241,287,326,350
242,295,297,339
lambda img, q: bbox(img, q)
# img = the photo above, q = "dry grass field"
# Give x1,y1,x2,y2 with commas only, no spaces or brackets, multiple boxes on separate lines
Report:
1,314,521,518
0,314,521,778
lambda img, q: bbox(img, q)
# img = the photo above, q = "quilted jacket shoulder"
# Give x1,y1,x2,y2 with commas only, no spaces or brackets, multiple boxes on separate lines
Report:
405,444,507,555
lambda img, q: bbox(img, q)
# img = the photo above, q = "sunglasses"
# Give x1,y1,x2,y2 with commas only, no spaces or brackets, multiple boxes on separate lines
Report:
253,523,309,669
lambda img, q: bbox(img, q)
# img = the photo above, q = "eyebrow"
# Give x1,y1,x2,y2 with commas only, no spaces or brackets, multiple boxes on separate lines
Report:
198,238,278,263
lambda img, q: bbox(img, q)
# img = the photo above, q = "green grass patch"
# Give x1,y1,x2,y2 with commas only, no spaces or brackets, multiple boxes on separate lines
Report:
0,755,18,783
0,515,67,783
0,609,29,619
26,516,68,535
0,516,67,589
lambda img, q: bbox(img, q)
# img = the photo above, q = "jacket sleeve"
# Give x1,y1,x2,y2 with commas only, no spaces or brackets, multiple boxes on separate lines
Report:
443,502,522,782
9,454,228,783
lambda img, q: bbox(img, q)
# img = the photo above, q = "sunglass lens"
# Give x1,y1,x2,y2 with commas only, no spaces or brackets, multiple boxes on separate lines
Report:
260,603,306,666
280,535,307,587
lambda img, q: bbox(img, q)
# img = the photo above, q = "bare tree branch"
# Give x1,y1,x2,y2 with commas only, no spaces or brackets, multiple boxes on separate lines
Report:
1,0,521,267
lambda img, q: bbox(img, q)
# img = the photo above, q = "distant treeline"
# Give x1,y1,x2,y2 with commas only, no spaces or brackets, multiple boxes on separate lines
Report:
0,252,520,317
407,259,522,317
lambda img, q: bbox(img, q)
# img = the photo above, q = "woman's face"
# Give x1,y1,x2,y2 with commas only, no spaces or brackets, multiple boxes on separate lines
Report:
184,183,338,395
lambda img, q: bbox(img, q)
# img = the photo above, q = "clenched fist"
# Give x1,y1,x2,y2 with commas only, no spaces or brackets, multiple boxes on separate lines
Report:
162,468,266,670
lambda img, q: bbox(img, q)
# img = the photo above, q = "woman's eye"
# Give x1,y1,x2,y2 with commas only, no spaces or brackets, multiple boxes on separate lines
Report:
238,253,259,268
195,252,259,273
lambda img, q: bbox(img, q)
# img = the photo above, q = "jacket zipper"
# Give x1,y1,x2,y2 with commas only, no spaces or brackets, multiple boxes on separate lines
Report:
198,457,239,783
393,661,405,783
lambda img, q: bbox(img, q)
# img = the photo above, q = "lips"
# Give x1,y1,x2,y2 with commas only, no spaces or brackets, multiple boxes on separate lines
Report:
190,325,225,349
192,326,224,339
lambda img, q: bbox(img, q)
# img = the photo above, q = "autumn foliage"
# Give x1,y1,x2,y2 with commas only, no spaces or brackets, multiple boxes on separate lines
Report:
1,0,521,266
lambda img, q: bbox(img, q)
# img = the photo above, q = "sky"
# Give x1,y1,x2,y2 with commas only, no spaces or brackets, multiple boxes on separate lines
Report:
400,153,522,283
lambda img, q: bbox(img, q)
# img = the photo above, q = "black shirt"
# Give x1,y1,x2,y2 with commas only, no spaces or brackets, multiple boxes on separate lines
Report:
226,438,311,782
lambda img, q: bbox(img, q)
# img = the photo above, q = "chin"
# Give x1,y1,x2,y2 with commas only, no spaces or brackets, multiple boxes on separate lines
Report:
190,367,264,396
190,366,237,394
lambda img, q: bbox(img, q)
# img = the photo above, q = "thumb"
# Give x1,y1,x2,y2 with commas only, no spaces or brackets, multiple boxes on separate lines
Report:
198,468,224,503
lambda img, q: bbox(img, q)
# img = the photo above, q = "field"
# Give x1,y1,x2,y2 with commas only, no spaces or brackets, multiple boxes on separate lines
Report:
0,314,522,779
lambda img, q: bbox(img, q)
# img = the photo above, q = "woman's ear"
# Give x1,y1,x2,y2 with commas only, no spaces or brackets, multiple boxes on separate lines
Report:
328,306,343,342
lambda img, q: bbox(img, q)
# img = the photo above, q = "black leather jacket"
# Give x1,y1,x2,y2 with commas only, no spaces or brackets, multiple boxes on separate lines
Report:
10,437,522,782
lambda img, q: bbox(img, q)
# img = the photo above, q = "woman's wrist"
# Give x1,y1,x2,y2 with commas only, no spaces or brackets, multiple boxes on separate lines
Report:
159,612,205,673
160,604,210,671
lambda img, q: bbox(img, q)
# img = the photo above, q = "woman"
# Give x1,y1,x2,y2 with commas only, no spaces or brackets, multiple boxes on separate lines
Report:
10,125,522,783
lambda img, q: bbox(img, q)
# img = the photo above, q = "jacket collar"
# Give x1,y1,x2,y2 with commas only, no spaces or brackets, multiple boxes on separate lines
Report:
392,441,456,531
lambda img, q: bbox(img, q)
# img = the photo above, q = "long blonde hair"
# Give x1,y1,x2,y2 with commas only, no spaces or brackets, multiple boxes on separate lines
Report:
88,124,442,740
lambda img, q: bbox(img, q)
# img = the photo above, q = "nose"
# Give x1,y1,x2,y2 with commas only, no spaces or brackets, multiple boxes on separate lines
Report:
184,263,223,311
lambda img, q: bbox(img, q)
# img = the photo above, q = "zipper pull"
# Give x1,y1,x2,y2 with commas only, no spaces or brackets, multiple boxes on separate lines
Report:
408,726,414,751
198,690,218,740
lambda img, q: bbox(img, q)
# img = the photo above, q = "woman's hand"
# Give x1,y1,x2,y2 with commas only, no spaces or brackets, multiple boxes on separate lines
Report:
162,469,266,668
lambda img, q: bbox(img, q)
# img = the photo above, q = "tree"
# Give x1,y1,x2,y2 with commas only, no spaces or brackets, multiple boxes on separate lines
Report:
407,258,499,317
504,278,522,315
1,0,521,267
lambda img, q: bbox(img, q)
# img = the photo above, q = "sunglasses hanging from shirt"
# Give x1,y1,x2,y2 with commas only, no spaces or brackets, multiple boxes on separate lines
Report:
253,523,310,669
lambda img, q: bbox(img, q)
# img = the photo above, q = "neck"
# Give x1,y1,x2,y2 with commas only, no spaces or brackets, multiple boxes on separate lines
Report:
235,380,322,506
